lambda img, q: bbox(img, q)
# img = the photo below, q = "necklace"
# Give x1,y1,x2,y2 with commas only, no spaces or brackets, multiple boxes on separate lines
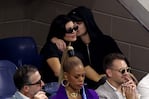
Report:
66,89,80,98
70,92,78,98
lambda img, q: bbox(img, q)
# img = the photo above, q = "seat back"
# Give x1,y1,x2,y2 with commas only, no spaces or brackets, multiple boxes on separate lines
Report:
0,37,41,68
0,60,17,98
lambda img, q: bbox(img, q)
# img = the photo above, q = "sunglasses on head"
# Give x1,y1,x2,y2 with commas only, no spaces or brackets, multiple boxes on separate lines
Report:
26,79,42,86
65,25,78,34
111,67,131,74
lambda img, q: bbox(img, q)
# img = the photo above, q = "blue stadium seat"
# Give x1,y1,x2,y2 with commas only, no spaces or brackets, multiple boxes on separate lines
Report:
0,37,41,69
0,60,17,99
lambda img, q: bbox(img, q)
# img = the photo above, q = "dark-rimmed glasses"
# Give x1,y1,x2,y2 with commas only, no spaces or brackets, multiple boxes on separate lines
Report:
66,26,78,34
26,79,42,86
111,67,131,74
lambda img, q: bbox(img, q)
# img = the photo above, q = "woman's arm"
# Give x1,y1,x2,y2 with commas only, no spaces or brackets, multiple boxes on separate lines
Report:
46,57,61,77
85,65,106,82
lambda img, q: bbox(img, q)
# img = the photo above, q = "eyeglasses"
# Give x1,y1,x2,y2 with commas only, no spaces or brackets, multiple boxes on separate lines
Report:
65,26,78,34
26,79,42,86
111,67,131,74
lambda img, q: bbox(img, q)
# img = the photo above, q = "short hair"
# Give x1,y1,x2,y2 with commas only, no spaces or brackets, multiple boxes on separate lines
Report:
63,56,83,73
13,65,38,90
59,46,84,82
103,53,127,72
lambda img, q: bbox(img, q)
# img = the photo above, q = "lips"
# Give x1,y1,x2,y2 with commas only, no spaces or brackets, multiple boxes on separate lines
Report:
65,33,76,37
78,83,84,87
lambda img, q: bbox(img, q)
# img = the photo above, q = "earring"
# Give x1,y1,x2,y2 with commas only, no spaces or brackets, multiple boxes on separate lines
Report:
61,79,69,87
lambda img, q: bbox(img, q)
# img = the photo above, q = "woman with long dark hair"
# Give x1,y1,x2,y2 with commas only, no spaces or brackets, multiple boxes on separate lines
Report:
52,6,122,89
40,15,78,83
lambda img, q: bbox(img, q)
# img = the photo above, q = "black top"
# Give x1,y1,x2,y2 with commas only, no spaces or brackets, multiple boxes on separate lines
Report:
40,41,87,83
68,6,122,89
73,35,122,89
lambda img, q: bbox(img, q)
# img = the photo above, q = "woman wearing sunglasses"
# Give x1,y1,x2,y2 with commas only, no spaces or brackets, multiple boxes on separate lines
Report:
95,53,140,99
51,6,122,89
40,15,78,85
40,13,103,94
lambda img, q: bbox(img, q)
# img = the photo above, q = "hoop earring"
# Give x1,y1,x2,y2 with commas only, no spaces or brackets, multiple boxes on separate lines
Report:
61,79,69,87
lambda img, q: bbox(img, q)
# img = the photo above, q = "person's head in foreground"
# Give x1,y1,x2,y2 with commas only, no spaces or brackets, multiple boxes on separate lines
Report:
52,48,99,99
62,56,85,90
103,53,131,85
95,53,139,99
13,65,48,99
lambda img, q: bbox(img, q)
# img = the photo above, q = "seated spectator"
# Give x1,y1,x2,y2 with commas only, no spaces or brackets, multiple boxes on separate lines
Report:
95,53,139,99
51,48,99,99
11,65,48,99
52,6,122,89
40,14,104,90
40,15,78,83
137,73,149,99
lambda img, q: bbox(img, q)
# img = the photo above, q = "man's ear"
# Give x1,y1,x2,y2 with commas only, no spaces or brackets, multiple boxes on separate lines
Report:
106,69,112,77
22,85,30,92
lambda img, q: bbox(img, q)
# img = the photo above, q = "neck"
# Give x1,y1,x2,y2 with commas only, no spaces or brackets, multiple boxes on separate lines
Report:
107,79,122,90
20,91,32,99
80,33,90,44
66,85,80,93
107,79,125,96
66,86,80,99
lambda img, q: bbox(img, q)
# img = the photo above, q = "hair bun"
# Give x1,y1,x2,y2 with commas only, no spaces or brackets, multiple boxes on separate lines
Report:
67,46,75,57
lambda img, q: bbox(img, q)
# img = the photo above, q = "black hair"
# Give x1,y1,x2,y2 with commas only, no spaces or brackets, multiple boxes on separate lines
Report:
68,6,103,41
46,15,72,42
13,65,38,90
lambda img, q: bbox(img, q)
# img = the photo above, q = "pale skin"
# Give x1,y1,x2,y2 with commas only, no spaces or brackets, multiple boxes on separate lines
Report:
34,91,48,99
106,59,139,99
122,74,139,99
20,71,48,99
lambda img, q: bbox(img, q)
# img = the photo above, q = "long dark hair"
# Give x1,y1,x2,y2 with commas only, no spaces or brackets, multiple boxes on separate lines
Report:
46,15,72,42
68,6,103,41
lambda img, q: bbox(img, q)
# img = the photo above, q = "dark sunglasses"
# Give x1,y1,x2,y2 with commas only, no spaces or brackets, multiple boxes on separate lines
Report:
66,26,78,34
111,67,131,74
26,79,42,86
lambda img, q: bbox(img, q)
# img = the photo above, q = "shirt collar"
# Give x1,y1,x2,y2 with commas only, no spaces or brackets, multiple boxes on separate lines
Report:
15,91,30,99
106,80,117,91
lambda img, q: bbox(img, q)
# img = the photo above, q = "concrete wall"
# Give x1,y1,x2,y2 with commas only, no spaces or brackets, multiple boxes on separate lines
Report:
0,0,148,80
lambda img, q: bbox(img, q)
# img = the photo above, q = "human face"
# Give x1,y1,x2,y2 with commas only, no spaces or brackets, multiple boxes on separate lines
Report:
26,71,44,97
74,21,87,37
65,65,85,90
64,21,77,42
108,59,130,85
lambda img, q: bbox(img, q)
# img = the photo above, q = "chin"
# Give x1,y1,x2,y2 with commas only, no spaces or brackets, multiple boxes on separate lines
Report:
70,39,77,42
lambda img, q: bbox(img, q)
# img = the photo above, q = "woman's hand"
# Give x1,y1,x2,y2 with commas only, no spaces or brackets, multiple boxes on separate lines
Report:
51,37,66,52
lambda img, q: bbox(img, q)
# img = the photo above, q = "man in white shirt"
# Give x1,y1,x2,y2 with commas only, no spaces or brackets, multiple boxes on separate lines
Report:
95,53,139,99
11,65,48,99
137,73,149,99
